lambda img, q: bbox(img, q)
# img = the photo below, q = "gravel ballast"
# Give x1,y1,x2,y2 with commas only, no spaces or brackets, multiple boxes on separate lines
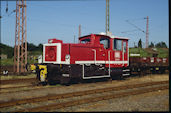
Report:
0,74,169,112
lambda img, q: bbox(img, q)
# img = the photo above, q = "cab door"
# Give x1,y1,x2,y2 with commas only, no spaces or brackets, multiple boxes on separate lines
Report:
113,39,123,63
99,37,110,62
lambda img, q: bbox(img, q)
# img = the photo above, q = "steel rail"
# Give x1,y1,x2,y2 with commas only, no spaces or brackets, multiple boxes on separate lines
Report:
0,78,36,85
19,85,168,112
0,84,34,90
0,85,46,94
0,80,168,109
0,79,111,94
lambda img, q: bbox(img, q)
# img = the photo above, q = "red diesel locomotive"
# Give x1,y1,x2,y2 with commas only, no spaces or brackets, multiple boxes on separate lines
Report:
36,33,168,84
36,33,130,84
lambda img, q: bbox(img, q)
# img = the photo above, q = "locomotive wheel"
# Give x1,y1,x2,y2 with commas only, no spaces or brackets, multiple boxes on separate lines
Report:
138,71,144,77
111,73,124,80
41,82,47,86
60,77,70,86
119,75,124,80
48,79,57,85
140,70,146,76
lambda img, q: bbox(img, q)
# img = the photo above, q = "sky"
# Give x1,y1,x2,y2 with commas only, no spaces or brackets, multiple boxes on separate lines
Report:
1,0,169,48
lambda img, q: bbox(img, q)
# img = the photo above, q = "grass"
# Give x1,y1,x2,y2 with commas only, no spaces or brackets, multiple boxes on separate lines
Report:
29,51,42,55
156,48,169,58
129,48,151,57
1,58,38,66
0,73,36,80
27,58,38,64
1,58,14,66
129,47,169,58
0,50,42,66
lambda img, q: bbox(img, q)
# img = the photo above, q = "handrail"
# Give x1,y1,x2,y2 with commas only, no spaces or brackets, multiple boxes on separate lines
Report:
108,50,111,76
92,49,96,64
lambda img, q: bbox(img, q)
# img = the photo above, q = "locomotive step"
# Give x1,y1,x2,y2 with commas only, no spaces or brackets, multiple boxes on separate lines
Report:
122,73,130,76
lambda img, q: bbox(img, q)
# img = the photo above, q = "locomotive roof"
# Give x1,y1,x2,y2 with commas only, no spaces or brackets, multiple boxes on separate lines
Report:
79,33,129,40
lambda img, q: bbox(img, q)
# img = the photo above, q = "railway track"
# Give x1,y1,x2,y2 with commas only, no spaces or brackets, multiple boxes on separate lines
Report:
0,75,145,94
0,78,112,94
0,77,39,93
0,73,166,94
0,78,36,85
0,73,152,94
0,80,168,112
0,84,34,90
0,83,45,94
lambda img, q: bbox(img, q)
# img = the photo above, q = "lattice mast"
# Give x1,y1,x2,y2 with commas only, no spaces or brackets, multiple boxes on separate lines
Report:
79,24,81,38
145,16,149,48
106,0,109,34
14,0,27,73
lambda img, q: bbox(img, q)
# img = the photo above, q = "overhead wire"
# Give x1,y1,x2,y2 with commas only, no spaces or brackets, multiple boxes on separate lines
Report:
120,29,140,34
1,1,16,19
6,1,8,13
125,20,145,33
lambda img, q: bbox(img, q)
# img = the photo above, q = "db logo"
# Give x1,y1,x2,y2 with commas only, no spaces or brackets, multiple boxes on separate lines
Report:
115,52,120,60
115,52,120,58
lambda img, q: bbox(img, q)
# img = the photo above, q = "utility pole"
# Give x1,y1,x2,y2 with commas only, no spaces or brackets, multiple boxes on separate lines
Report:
106,0,109,34
79,24,81,38
74,35,76,43
14,0,27,73
145,16,149,48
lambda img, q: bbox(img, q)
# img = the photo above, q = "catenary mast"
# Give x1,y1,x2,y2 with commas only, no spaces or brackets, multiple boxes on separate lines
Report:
14,0,27,73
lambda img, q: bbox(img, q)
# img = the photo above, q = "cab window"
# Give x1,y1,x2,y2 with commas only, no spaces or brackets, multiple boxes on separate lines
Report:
113,39,122,51
123,41,127,53
100,37,110,49
80,38,91,44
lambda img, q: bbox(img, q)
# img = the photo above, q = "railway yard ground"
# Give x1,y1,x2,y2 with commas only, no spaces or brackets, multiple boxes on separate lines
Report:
0,73,169,112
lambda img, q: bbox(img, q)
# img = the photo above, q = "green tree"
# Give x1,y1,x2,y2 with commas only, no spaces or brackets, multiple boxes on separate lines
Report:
149,42,154,48
38,44,43,51
0,43,14,58
155,42,167,48
27,42,37,51
138,39,142,48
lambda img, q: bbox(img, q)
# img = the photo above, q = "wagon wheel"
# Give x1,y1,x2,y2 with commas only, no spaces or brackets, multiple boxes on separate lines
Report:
138,68,144,77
